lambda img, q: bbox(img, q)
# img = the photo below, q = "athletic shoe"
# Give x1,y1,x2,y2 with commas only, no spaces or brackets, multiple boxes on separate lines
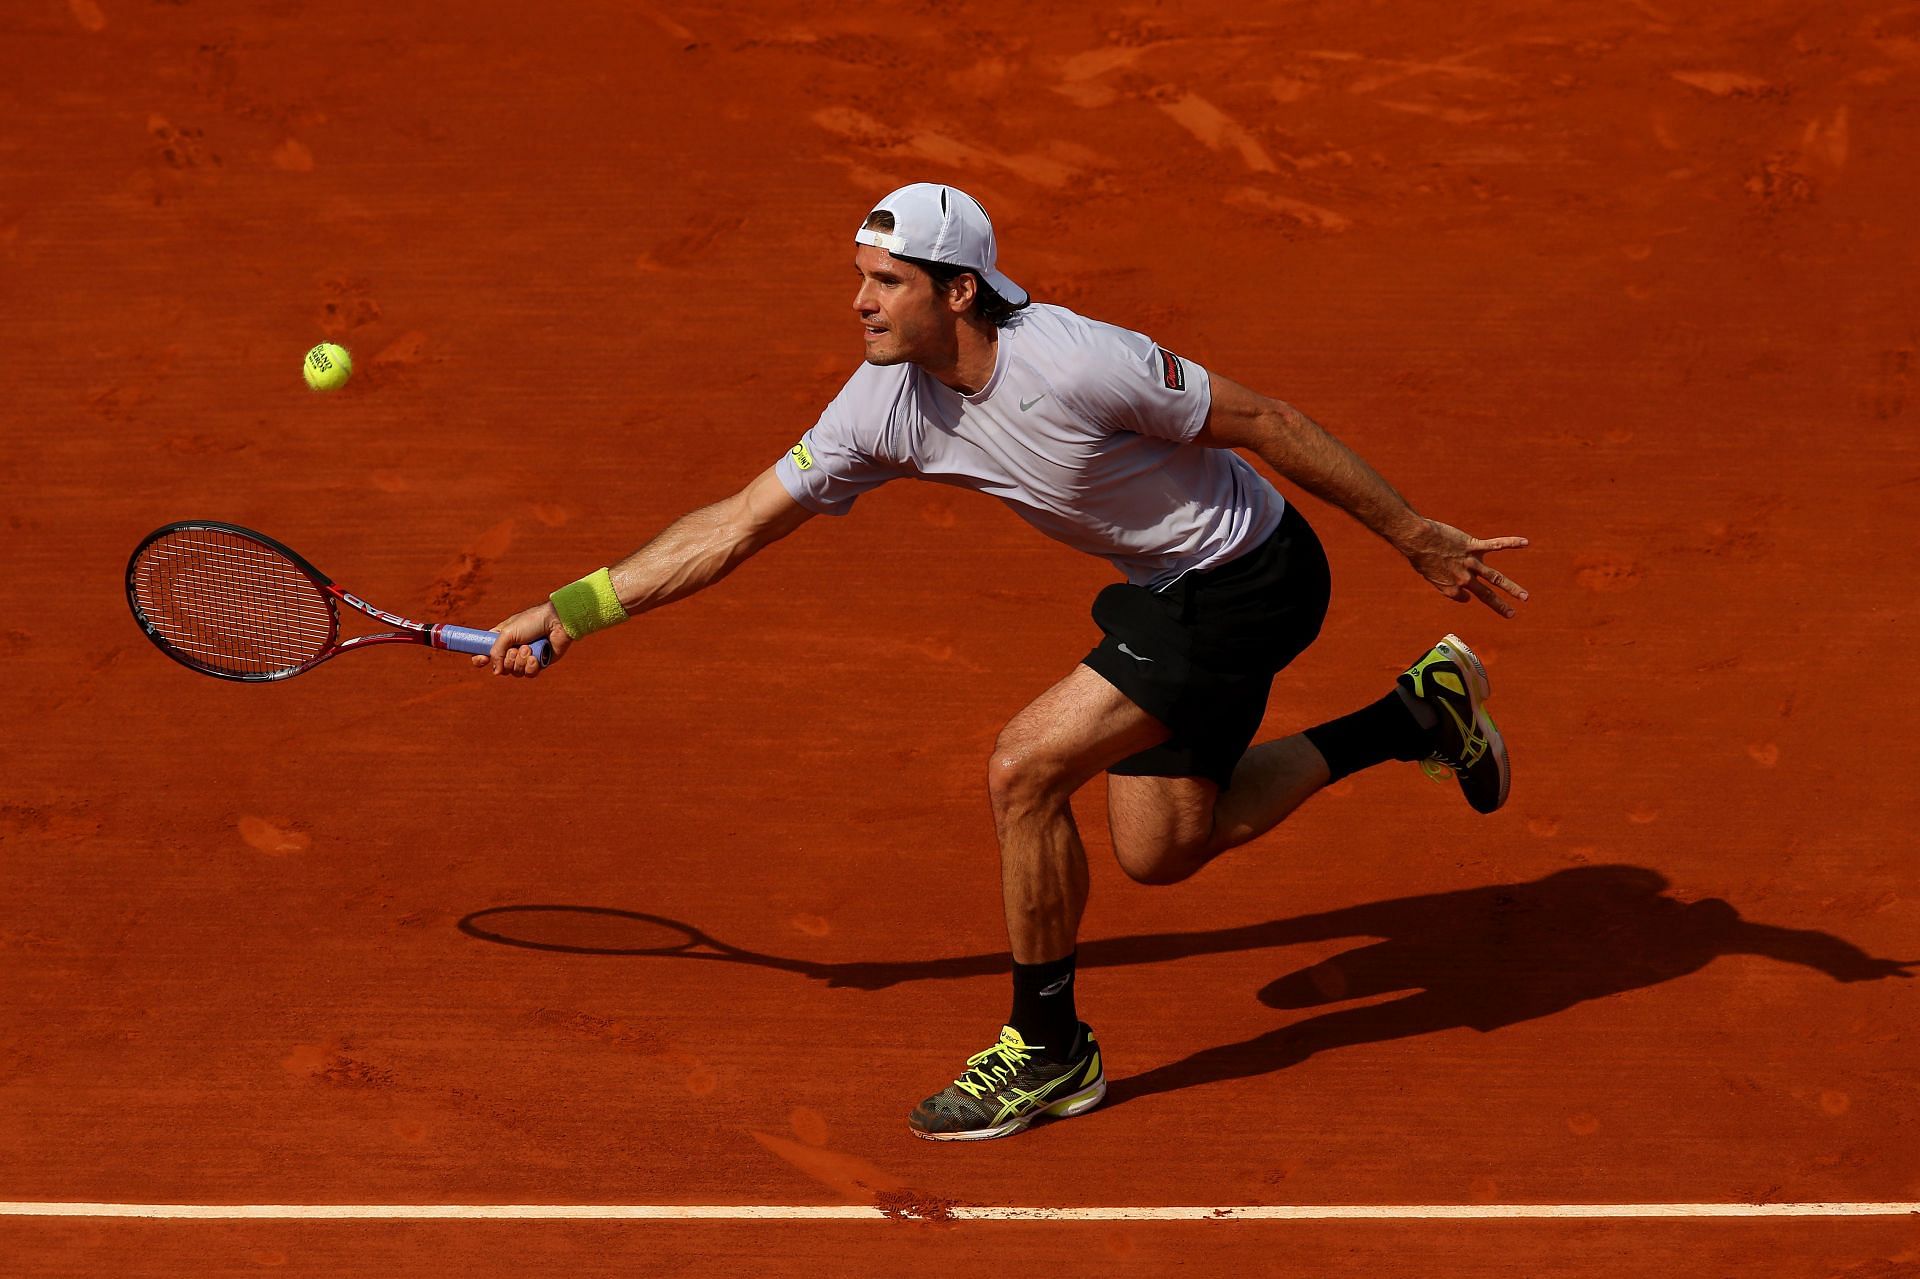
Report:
908,1023,1106,1141
1397,632,1510,813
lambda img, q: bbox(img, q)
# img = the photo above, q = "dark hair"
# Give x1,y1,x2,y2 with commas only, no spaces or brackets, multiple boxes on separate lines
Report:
863,209,1027,329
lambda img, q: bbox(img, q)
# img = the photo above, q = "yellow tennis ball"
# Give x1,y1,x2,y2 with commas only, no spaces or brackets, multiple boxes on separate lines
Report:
303,342,352,392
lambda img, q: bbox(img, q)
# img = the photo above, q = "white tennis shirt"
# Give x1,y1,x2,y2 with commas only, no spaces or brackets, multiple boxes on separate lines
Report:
775,303,1285,589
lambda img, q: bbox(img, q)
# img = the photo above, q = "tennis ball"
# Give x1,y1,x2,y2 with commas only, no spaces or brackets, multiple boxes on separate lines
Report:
303,342,352,392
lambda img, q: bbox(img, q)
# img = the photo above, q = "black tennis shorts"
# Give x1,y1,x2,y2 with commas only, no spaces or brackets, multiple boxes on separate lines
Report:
1082,502,1332,789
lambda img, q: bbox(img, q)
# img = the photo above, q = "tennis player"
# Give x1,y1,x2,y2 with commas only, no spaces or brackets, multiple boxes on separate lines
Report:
479,182,1529,1141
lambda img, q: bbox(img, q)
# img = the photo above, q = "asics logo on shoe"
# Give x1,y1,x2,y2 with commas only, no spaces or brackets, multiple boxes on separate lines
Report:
1117,643,1152,663
991,1068,1084,1125
1436,698,1490,765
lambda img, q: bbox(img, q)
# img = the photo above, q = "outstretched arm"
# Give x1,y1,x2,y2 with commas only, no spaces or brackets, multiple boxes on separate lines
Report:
477,465,815,676
1195,374,1530,616
1729,919,1917,983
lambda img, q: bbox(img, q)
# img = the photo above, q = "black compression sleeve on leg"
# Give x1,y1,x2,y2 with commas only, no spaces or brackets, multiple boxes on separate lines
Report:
1302,691,1431,783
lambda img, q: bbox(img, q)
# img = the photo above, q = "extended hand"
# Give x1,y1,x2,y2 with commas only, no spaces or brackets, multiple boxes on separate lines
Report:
1835,957,1917,982
1401,519,1530,617
474,602,572,677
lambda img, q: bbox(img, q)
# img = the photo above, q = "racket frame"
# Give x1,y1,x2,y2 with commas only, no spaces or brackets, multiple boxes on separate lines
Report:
126,520,534,682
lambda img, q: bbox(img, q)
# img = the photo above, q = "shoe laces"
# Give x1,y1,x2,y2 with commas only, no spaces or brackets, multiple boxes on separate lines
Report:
1420,755,1454,784
954,1035,1032,1099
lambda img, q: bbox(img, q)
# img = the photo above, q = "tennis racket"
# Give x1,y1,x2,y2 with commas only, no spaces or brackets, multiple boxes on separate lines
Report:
126,520,552,682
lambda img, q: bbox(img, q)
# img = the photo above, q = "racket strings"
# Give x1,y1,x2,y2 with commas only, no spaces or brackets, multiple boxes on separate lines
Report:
131,529,334,676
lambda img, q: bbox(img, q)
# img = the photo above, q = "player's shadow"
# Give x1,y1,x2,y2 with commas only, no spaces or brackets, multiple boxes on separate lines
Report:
1103,864,1913,1109
460,865,1912,1103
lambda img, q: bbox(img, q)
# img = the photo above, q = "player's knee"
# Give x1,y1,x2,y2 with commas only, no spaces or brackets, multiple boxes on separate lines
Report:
1113,840,1204,886
986,734,1073,818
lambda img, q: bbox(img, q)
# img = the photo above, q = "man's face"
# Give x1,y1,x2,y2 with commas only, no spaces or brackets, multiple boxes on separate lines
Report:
852,244,950,367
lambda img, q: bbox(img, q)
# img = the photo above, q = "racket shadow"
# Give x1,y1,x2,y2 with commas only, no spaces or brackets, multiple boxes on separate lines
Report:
460,868,1914,1104
456,904,1003,989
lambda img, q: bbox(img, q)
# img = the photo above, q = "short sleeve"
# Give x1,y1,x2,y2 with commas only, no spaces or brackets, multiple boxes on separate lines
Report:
1061,323,1213,444
774,367,902,516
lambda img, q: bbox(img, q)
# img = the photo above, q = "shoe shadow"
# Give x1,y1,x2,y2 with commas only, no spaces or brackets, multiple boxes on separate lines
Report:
460,865,1913,1105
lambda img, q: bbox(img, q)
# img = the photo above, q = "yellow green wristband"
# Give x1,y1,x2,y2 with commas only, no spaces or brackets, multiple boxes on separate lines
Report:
549,568,629,640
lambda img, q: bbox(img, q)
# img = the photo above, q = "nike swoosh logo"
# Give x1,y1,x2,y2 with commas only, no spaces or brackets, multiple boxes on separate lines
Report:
1117,642,1152,663
1020,393,1047,411
1038,975,1072,997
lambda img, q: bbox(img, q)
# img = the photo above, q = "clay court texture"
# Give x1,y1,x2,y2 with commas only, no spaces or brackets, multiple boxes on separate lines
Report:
5,0,1920,1273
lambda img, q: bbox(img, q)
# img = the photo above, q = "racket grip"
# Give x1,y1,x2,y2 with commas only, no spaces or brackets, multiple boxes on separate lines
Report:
437,625,555,667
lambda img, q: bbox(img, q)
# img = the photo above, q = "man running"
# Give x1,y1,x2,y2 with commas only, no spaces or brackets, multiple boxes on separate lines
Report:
477,181,1529,1141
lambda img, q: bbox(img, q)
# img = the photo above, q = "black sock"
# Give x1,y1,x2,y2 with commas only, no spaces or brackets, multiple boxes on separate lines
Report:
1302,689,1433,783
1009,952,1078,1058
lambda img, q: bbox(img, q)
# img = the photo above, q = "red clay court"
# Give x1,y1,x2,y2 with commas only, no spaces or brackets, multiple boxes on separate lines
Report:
4,0,1918,1273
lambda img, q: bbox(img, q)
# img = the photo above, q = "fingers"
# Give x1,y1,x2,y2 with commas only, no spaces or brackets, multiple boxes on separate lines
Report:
502,644,541,679
1419,528,1532,616
1467,558,1530,603
483,627,539,678
1468,578,1516,618
476,610,563,679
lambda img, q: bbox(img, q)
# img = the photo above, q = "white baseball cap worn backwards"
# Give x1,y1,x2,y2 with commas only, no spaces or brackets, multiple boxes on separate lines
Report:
855,182,1029,307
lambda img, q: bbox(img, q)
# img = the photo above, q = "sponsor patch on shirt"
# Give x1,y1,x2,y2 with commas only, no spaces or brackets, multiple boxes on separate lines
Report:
1157,348,1186,391
790,441,814,471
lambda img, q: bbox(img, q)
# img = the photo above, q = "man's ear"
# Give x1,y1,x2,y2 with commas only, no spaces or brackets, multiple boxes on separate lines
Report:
943,270,979,315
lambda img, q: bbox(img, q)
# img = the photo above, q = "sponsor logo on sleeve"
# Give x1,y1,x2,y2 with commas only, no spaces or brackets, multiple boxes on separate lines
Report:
789,442,814,471
1157,348,1186,391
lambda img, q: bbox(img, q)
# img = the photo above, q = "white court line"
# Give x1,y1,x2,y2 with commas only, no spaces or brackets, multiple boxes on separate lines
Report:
2,1202,1917,1221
